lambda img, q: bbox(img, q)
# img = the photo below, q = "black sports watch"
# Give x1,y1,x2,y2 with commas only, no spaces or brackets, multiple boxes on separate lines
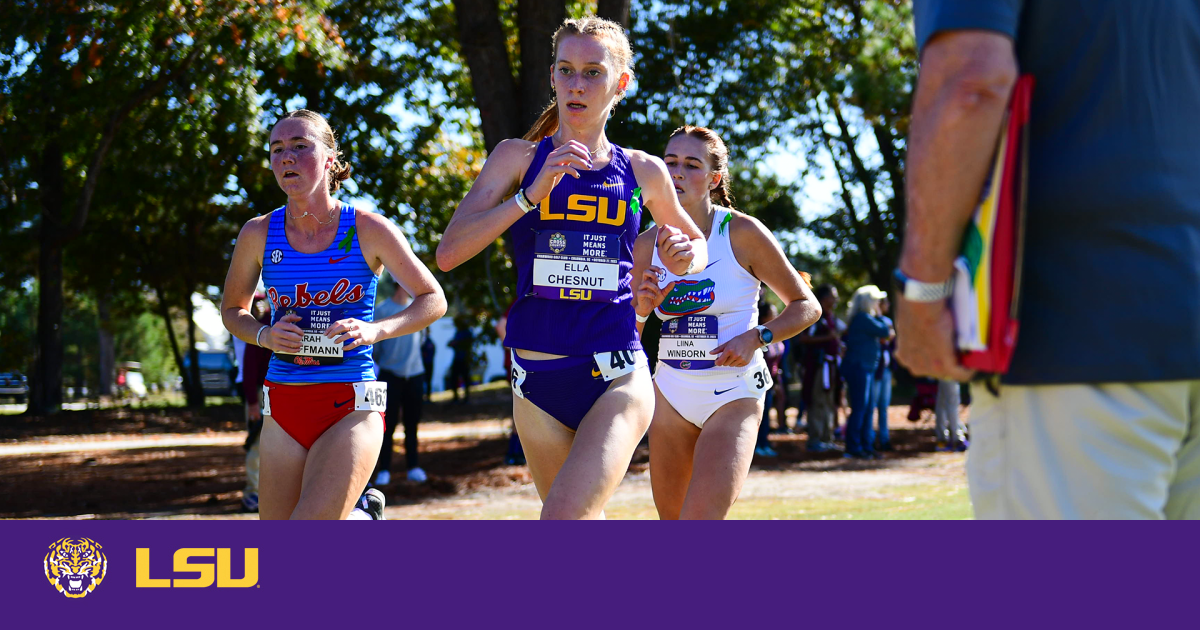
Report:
755,325,773,346
893,268,954,303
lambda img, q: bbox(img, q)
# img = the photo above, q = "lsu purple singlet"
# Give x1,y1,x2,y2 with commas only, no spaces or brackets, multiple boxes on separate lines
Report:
504,136,643,356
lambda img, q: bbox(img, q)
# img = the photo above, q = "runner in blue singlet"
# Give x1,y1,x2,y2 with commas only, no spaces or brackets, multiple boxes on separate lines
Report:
221,110,446,520
437,17,710,519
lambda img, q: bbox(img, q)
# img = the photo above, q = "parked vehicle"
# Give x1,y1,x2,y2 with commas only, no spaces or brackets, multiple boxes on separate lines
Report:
0,372,28,404
182,351,237,397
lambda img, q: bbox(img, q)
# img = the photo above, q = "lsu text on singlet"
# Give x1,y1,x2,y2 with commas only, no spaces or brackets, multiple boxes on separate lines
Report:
261,203,379,383
504,137,643,355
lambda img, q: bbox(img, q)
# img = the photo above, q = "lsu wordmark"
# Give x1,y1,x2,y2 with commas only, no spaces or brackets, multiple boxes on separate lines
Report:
136,548,259,588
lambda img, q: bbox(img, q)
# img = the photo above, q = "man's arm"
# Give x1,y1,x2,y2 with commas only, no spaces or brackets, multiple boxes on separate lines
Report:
896,30,1017,381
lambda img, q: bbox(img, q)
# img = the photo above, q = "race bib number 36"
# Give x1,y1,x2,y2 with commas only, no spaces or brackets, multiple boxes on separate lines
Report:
532,230,621,302
353,381,387,412
658,315,718,370
273,307,345,366
743,365,774,393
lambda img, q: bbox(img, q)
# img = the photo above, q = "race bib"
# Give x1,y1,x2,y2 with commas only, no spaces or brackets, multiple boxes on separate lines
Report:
353,381,387,412
594,349,647,382
743,364,774,394
532,230,621,302
510,351,527,399
273,307,345,366
658,315,719,370
261,385,272,417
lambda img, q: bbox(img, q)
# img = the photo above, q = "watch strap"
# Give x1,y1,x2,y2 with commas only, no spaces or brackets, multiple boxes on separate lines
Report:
894,268,954,302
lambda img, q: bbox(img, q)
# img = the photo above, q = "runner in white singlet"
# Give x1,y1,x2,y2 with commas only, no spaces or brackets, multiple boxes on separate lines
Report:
632,126,821,520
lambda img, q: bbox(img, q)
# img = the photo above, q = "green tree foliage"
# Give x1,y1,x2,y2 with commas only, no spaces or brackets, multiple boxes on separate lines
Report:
1,0,346,411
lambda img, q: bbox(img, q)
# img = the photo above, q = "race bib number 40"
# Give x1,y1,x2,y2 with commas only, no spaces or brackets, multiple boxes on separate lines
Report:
532,230,621,302
273,308,345,366
594,349,647,382
658,315,718,370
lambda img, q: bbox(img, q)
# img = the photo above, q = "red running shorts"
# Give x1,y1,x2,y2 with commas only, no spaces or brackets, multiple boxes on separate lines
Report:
263,381,364,450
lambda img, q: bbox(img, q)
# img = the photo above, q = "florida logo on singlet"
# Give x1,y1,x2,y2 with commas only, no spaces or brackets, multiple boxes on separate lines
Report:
44,538,107,598
658,279,716,316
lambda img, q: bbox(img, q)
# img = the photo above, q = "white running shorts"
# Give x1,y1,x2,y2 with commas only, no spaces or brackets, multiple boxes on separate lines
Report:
653,360,773,429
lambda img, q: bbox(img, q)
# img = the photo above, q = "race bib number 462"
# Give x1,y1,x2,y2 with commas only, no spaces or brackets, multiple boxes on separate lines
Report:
353,381,387,412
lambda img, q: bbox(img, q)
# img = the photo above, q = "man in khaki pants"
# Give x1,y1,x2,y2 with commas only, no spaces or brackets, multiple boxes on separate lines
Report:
899,0,1200,518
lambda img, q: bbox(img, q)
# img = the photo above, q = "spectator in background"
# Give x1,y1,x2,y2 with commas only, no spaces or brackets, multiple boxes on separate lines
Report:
872,296,895,451
496,306,525,466
372,276,429,485
448,317,474,404
753,302,786,458
240,294,272,512
420,331,435,401
798,285,840,453
934,379,965,452
842,286,893,459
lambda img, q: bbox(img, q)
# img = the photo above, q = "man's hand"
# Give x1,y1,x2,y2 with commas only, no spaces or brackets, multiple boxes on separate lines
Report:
895,298,974,381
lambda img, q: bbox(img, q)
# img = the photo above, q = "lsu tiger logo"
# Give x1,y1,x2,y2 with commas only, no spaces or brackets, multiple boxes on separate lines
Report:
44,537,107,598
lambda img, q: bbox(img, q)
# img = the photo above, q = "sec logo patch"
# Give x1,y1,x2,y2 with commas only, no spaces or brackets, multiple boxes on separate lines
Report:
270,249,284,264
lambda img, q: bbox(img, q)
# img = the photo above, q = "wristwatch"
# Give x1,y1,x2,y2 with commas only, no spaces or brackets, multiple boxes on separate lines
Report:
893,268,954,303
755,325,773,346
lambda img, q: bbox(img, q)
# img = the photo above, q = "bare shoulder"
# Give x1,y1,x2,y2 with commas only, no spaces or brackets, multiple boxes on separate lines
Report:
237,211,273,247
727,209,777,250
625,148,669,180
353,208,407,248
492,137,541,176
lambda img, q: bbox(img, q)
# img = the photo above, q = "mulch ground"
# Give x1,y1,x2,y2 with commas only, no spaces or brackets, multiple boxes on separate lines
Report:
0,386,960,519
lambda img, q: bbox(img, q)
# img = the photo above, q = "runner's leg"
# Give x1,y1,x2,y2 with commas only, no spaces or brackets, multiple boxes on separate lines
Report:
648,383,700,520
258,415,306,520
291,410,384,519
540,368,654,519
512,394,574,500
680,397,762,520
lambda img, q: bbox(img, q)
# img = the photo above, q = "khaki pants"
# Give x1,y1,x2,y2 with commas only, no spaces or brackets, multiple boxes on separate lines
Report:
968,381,1200,519
807,379,835,445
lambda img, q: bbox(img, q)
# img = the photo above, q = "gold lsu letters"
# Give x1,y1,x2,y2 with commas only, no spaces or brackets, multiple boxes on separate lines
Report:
541,194,626,226
135,548,259,588
559,288,593,300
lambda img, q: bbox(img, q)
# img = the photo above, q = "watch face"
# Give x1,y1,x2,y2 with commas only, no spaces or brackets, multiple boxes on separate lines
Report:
760,327,773,344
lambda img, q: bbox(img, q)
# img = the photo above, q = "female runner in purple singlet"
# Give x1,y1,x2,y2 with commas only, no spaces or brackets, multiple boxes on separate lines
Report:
222,110,446,520
632,127,820,519
437,17,709,519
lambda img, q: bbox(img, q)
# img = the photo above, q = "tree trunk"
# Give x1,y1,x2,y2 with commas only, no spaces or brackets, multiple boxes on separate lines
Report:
154,287,192,404
32,140,65,416
185,294,204,408
517,0,565,132
97,293,115,398
452,0,521,151
597,0,631,27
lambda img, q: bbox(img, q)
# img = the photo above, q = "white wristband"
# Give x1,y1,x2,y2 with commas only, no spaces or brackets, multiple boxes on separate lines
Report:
514,189,535,214
255,325,269,348
635,312,649,323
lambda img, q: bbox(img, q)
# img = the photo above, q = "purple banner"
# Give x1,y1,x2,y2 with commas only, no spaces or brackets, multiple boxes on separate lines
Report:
2,521,1197,626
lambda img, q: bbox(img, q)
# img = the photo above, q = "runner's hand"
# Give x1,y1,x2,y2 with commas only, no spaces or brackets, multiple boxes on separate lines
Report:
635,266,674,318
248,401,261,422
656,225,696,275
895,298,974,381
710,330,760,368
268,314,304,353
525,140,594,204
326,318,382,351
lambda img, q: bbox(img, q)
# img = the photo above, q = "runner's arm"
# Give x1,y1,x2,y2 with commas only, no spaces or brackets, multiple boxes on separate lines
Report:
221,216,302,352
343,211,447,350
436,139,538,271
630,228,664,336
629,151,708,275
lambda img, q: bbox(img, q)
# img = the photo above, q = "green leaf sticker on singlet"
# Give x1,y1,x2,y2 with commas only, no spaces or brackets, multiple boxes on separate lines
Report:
629,187,643,215
718,211,733,235
337,226,356,253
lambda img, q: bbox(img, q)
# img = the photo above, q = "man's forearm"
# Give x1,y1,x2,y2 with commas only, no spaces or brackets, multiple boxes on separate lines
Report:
902,32,1018,281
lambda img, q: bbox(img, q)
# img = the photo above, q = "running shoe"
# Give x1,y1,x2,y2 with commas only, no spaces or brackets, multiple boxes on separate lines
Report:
754,445,779,458
406,467,428,483
953,439,970,452
373,470,391,487
936,440,950,452
242,492,259,513
358,488,386,520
